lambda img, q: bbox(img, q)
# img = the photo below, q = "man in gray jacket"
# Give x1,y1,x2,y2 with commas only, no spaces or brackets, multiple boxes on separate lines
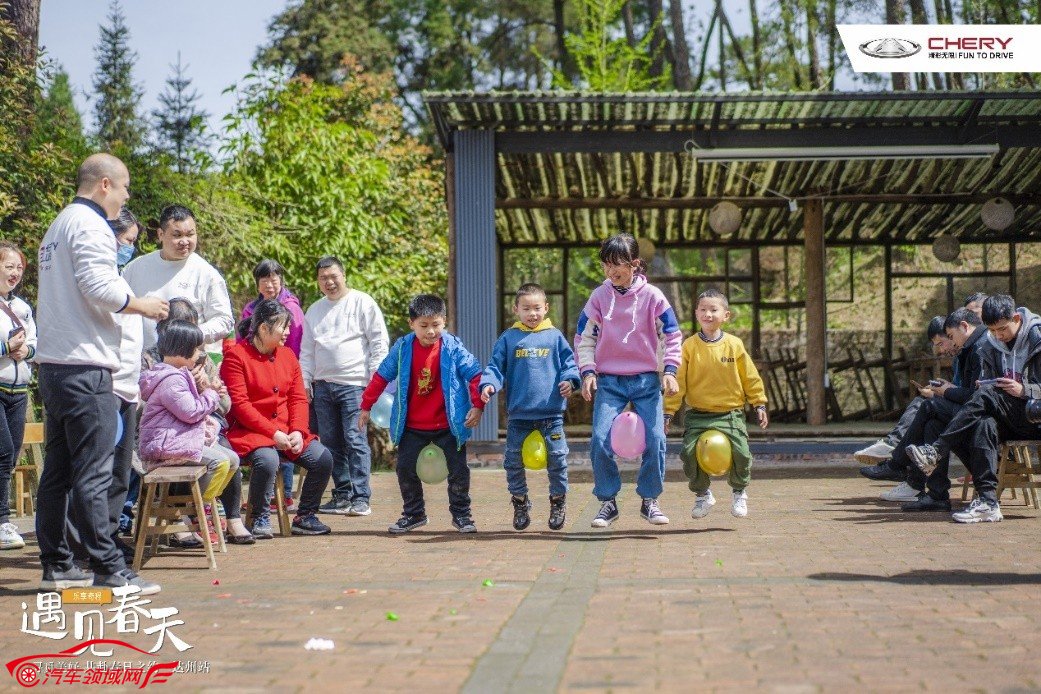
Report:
906,295,1041,524
35,154,168,593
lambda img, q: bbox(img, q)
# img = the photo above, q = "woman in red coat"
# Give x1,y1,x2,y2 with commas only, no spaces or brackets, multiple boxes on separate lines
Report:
221,299,333,539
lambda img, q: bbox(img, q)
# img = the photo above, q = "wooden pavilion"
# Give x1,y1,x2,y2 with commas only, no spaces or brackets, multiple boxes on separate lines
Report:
423,91,1041,441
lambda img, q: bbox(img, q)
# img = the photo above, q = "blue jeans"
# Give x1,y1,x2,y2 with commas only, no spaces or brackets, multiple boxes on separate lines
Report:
504,416,568,497
0,390,28,526
589,372,666,501
313,381,371,501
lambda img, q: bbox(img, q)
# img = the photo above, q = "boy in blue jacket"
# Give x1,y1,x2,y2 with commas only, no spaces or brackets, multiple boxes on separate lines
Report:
480,283,581,531
359,294,485,533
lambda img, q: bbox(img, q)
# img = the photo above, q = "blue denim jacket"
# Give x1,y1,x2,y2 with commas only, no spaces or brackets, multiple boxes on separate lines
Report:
375,332,483,449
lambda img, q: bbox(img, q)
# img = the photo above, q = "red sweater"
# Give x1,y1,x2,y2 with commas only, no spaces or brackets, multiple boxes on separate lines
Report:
220,340,317,460
362,338,483,431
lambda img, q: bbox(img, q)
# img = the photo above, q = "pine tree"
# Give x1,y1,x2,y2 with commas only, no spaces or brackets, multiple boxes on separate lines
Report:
153,51,212,172
92,0,145,153
33,68,89,158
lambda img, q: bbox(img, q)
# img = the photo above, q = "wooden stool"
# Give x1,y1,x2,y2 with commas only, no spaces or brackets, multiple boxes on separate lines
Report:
242,472,293,537
12,422,44,517
133,466,227,570
996,441,1041,509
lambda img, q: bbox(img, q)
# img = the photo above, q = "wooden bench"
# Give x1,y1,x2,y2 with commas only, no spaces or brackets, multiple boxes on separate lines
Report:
12,421,44,517
133,465,226,570
961,440,1041,509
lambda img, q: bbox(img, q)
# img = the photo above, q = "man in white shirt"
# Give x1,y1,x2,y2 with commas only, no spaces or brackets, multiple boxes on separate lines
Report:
120,204,234,354
35,153,168,594
301,257,389,516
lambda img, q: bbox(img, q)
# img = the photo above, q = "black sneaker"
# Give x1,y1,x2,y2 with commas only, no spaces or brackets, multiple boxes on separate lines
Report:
548,495,566,530
591,498,619,528
906,444,940,477
901,493,952,512
389,515,428,534
291,513,331,535
93,568,161,596
452,516,477,533
41,565,93,591
511,495,532,531
858,462,905,482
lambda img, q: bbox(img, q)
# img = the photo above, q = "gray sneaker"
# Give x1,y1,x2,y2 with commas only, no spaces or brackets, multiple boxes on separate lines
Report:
347,499,372,516
318,496,352,515
93,568,161,596
41,565,93,591
251,516,274,540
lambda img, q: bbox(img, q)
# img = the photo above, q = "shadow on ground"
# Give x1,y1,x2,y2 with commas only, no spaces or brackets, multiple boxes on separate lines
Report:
807,569,1041,586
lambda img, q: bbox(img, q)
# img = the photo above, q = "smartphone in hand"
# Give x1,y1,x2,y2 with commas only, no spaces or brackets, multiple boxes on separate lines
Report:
8,326,25,339
928,379,943,387
978,378,1000,386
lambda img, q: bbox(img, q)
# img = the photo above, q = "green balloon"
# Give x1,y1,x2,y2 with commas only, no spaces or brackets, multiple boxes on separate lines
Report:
416,444,449,484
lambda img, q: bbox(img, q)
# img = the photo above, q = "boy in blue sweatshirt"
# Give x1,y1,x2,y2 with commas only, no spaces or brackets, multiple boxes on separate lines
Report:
480,283,581,531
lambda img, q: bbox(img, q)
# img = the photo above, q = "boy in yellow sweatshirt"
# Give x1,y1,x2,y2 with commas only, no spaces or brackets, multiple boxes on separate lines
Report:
664,289,768,519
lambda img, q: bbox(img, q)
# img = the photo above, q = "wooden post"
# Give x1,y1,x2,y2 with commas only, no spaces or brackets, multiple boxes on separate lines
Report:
803,199,827,425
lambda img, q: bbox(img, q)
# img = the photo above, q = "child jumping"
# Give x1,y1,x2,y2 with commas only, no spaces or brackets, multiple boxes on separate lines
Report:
138,320,240,544
664,289,768,519
575,234,683,527
480,283,580,531
359,294,486,533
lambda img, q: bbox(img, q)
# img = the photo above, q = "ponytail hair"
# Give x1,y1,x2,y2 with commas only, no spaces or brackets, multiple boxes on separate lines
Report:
238,297,291,341
599,233,644,275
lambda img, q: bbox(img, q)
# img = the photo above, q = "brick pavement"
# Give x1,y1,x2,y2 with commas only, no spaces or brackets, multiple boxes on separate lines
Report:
1,468,1039,692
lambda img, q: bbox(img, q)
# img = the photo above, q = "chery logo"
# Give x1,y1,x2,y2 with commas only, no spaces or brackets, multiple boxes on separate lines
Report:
859,38,921,58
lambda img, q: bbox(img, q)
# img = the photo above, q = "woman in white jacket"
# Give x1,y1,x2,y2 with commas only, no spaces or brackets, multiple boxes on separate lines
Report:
0,241,37,550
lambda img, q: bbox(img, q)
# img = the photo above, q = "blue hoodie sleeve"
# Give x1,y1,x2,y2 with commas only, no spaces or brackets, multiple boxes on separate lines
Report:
454,340,484,383
557,332,581,388
480,332,509,394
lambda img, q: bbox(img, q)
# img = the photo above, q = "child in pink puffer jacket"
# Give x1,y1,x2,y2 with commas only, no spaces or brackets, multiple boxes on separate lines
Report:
138,320,238,544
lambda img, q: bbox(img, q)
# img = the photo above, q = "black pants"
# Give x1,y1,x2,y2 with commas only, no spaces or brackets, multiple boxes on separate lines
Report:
246,440,332,517
938,385,1041,504
36,364,123,574
218,434,242,520
0,389,28,526
396,428,470,519
891,397,960,497
67,398,137,556
884,396,925,455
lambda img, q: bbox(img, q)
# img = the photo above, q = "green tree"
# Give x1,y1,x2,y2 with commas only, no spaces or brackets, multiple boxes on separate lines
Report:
0,16,78,302
92,0,145,153
32,67,89,159
153,51,213,173
546,0,669,91
221,59,447,332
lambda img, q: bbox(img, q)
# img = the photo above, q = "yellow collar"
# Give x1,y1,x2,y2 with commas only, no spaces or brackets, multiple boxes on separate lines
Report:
513,318,554,332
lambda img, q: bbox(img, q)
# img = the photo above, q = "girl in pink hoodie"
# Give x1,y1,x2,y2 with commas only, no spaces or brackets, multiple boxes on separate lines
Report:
138,320,240,544
574,234,683,529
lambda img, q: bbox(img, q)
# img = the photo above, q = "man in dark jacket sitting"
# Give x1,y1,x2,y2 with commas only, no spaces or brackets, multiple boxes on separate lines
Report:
906,295,1041,523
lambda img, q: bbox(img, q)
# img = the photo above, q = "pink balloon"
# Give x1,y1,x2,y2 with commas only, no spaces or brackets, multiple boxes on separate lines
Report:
610,411,647,459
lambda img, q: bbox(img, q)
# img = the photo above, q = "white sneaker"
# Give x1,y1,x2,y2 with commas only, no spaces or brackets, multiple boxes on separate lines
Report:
731,490,748,518
0,522,26,550
951,498,1003,524
854,439,895,463
691,490,716,519
879,481,920,502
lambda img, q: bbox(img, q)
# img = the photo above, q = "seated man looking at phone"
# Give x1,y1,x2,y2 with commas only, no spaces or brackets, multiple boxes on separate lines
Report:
859,316,958,484
906,295,1041,523
880,308,987,510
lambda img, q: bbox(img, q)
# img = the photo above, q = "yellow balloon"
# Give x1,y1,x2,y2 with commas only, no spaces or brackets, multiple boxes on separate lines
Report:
695,429,732,476
521,430,548,470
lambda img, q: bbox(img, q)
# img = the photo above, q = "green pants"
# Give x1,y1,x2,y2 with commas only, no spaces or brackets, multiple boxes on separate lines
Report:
679,409,752,494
